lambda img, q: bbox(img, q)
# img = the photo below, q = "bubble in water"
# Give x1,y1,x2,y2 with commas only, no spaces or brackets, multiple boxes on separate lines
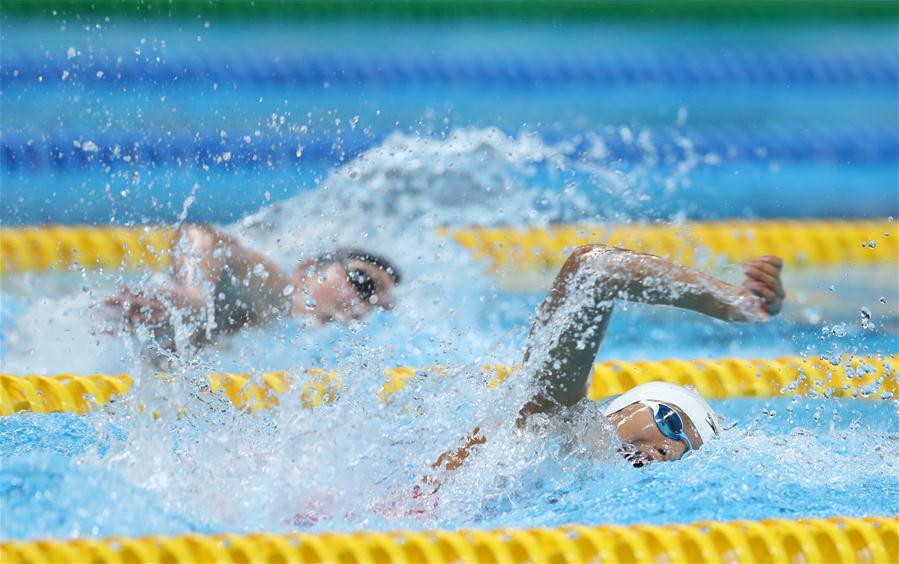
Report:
282,285,295,296
830,323,848,337
252,264,269,280
860,307,873,330
304,297,317,310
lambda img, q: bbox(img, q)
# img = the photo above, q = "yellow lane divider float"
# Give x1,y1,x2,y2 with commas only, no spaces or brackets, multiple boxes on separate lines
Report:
451,218,897,275
1,219,895,274
2,355,894,416
1,516,896,563
0,225,172,273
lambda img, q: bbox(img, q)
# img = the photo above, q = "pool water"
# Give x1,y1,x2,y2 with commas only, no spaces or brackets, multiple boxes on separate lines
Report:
1,224,897,541
2,10,898,546
2,129,898,542
1,397,897,540
2,21,897,224
2,128,897,374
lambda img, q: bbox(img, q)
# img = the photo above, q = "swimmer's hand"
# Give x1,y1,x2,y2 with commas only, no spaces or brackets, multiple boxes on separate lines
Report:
728,256,785,322
104,287,205,333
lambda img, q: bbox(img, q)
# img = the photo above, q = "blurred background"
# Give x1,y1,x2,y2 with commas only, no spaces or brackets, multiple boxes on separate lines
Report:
2,0,897,225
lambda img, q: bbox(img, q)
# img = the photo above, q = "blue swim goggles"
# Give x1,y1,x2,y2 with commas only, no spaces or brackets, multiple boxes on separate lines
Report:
640,400,693,457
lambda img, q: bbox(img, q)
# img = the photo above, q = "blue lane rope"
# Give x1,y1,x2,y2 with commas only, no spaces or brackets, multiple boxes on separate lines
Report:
2,50,896,88
2,125,896,174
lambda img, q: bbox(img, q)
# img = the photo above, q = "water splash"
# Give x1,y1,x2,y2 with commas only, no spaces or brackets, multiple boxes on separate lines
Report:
1,127,897,540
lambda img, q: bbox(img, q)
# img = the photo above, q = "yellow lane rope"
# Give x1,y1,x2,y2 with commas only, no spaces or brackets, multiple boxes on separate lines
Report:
1,220,894,274
2,355,894,416
0,225,172,273
451,219,897,273
1,516,895,563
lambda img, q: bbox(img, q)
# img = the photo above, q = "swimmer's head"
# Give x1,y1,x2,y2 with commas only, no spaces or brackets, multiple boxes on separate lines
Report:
601,382,719,467
292,248,401,323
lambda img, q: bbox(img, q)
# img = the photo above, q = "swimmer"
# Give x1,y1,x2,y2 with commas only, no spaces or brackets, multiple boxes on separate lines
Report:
433,245,785,474
105,224,401,347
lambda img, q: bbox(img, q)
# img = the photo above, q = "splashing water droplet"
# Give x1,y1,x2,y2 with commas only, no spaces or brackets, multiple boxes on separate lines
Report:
860,307,873,330
252,263,269,280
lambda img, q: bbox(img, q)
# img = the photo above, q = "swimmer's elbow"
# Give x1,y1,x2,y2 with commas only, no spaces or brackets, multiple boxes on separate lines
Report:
178,223,217,241
177,223,206,235
565,244,625,272
175,224,232,253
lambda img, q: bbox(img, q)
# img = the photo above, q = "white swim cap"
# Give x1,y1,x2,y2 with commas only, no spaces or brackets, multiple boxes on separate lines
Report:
600,381,720,445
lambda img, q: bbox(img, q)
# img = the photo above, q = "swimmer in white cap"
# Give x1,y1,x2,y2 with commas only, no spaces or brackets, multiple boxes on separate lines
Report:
598,381,720,467
431,244,785,475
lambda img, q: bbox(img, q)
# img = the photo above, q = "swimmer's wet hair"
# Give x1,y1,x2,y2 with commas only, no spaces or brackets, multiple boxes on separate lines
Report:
315,248,402,284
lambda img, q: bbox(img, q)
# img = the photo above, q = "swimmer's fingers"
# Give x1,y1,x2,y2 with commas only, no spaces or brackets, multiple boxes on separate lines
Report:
106,292,170,324
757,255,783,271
105,292,153,311
744,279,778,303
743,257,786,313
104,287,149,308
742,281,783,317
743,258,782,280
743,265,786,299
103,289,134,306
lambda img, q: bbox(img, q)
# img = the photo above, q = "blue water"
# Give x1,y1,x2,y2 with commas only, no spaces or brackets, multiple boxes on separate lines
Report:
1,398,897,540
1,262,897,540
2,20,897,224
2,266,897,373
2,13,898,544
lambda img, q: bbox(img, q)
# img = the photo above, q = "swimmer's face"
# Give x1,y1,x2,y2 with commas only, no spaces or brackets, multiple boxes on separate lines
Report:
607,403,703,467
295,260,397,323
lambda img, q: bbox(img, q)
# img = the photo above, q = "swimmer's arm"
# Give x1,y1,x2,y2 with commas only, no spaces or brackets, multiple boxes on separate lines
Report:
431,427,486,472
169,225,291,329
417,427,486,493
521,246,784,413
107,225,289,339
167,225,229,313
103,225,223,336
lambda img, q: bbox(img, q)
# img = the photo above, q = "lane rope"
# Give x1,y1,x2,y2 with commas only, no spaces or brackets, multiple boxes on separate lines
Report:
2,355,894,416
0,225,171,273
4,125,896,174
3,49,895,89
1,516,895,563
1,219,895,275
451,219,897,275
